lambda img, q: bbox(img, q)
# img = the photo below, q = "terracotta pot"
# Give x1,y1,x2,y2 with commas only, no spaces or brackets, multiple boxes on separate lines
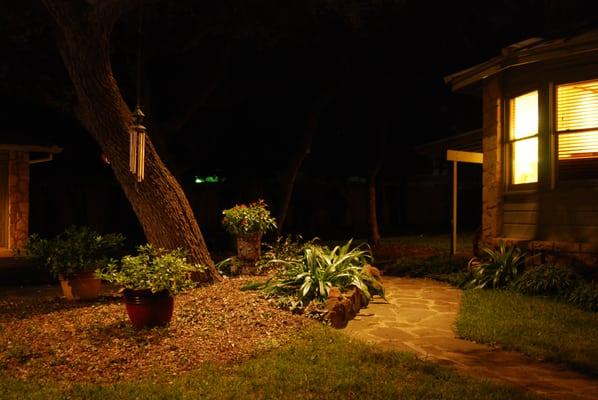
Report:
235,232,262,274
123,289,174,329
59,271,102,301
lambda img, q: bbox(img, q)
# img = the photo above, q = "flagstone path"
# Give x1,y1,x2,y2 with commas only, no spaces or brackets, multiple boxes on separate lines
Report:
344,277,598,400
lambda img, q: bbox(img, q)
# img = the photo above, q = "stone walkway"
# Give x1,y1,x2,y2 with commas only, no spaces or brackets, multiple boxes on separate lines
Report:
344,277,598,400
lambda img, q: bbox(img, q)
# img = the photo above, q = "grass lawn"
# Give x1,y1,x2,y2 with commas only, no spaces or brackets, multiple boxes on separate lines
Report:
0,326,538,400
456,289,598,376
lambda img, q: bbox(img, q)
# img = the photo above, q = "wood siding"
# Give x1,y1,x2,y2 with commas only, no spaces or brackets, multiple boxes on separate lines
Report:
502,189,598,243
503,194,538,239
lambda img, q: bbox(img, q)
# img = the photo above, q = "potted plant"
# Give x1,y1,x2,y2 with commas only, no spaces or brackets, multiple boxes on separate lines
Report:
25,226,125,301
221,199,277,274
96,244,204,329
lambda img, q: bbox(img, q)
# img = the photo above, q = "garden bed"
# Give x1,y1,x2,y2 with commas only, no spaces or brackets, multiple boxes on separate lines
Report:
0,277,310,385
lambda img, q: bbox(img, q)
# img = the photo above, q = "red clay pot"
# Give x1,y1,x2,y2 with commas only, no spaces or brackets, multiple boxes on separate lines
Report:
123,289,174,329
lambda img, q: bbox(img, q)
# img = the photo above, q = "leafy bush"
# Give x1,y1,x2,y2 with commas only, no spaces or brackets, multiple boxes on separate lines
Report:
513,263,580,296
567,282,598,312
24,226,125,278
467,241,526,289
97,244,205,295
256,235,317,273
221,199,277,236
262,240,384,311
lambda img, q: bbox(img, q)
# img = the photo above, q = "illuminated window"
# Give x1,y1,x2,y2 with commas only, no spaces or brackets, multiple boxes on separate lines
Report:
509,91,538,185
556,79,598,180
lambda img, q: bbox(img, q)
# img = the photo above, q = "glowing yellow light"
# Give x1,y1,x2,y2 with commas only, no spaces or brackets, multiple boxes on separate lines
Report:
510,91,538,184
559,130,598,159
510,91,538,140
512,137,538,184
557,80,598,132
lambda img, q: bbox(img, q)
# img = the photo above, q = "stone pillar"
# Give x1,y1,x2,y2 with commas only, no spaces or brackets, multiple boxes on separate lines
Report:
8,151,30,251
481,76,503,244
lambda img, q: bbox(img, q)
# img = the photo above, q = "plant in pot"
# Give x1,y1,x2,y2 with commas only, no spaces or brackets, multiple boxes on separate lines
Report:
221,199,277,274
96,244,204,329
25,226,125,301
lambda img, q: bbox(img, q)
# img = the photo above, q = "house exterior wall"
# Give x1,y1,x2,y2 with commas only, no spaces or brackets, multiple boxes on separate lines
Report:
8,151,29,252
481,75,503,244
481,63,598,271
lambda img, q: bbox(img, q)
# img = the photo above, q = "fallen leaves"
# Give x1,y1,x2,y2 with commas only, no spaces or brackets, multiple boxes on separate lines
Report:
0,277,311,386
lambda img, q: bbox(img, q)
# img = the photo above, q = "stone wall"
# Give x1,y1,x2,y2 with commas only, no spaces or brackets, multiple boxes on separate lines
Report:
8,151,29,251
492,238,598,275
481,76,503,244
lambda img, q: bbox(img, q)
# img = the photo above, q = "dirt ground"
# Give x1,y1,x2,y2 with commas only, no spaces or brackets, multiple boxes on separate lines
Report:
0,277,310,385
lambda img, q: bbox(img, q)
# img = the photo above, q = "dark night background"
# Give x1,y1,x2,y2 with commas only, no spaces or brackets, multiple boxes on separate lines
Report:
1,1,597,250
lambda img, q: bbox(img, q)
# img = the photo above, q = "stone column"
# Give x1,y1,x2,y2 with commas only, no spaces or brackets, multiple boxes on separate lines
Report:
8,151,30,251
481,76,503,244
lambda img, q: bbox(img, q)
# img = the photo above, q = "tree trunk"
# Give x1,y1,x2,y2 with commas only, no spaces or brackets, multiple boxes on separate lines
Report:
277,82,338,235
367,162,382,246
42,0,220,282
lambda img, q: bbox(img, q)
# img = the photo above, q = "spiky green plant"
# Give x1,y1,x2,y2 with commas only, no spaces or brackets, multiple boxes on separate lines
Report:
467,241,526,289
262,239,384,310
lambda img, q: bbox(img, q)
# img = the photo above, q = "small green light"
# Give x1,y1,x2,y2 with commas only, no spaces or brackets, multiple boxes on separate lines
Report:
195,175,224,184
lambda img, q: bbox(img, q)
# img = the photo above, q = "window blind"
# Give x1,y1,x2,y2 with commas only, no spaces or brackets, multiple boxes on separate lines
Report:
557,80,598,132
556,80,598,180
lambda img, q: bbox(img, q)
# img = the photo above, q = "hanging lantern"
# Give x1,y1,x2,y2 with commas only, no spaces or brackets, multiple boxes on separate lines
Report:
130,106,146,182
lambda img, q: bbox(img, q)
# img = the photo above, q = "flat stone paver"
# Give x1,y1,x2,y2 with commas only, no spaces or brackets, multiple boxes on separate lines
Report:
344,277,598,400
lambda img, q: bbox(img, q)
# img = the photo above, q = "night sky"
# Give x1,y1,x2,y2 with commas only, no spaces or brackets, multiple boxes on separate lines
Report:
1,1,597,243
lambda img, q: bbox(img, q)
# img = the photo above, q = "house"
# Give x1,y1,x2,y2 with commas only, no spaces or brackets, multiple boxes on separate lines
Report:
445,29,598,268
0,135,61,257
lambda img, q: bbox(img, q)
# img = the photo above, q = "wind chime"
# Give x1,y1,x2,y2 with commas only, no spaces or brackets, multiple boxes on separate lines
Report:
129,5,146,183
129,106,146,182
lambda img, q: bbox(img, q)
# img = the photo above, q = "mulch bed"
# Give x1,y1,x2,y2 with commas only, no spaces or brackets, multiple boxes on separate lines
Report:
0,277,311,385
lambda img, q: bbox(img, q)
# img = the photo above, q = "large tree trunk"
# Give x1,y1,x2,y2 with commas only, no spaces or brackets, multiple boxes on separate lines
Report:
42,0,220,282
367,157,383,246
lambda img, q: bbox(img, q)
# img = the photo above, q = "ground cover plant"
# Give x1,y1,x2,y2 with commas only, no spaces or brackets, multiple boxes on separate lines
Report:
513,263,580,297
0,326,538,400
382,254,470,287
456,289,598,376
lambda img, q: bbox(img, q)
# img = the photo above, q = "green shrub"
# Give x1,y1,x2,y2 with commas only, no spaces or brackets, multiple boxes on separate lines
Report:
262,239,384,311
513,263,580,296
467,241,526,289
568,282,598,312
96,244,205,295
24,226,125,278
256,235,317,273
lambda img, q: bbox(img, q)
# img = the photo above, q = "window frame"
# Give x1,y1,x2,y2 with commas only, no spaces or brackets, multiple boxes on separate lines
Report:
504,88,540,192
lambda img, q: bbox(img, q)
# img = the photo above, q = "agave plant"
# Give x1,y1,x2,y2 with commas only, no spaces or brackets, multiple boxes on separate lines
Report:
263,239,384,310
467,241,527,289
